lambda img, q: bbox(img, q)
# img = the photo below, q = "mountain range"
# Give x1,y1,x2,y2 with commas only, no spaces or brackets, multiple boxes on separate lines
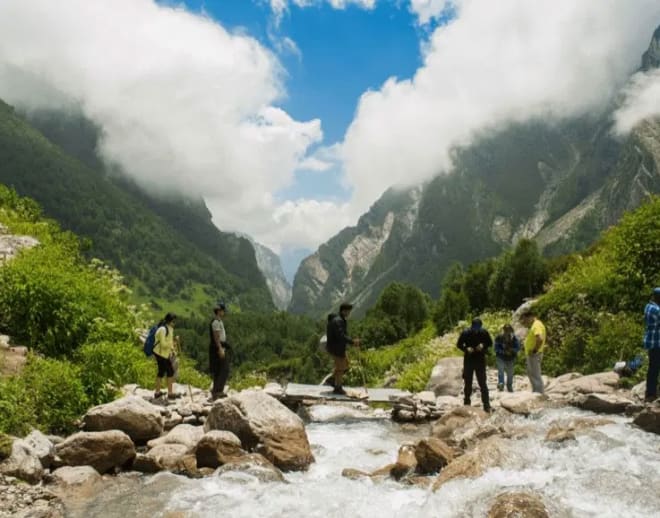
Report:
289,24,660,317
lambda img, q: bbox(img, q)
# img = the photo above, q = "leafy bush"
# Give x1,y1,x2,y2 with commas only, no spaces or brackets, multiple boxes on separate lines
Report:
76,341,153,404
0,433,11,461
0,355,88,435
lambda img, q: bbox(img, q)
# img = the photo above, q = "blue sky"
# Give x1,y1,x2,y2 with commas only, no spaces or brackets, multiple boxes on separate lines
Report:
181,0,424,202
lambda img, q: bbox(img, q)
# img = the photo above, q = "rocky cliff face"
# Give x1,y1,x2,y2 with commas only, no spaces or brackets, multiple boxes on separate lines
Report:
290,25,660,317
249,240,292,310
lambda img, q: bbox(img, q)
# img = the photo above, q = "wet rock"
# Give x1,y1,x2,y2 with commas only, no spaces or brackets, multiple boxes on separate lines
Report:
50,466,101,488
432,436,507,491
164,412,184,431
147,424,204,451
499,392,544,416
205,390,314,471
215,453,285,483
414,437,453,474
0,438,44,484
390,444,417,480
435,396,463,412
195,431,244,469
0,473,64,518
55,431,135,474
426,357,464,397
431,406,488,443
633,406,660,435
544,428,576,443
131,453,161,473
631,381,646,401
571,393,634,415
547,371,619,396
144,443,191,472
341,468,371,480
488,491,549,518
83,396,163,442
24,430,55,469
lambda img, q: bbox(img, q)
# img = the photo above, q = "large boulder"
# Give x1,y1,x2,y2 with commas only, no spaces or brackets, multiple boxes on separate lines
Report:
499,392,544,416
50,466,101,488
147,424,204,451
547,372,619,396
204,390,314,471
431,406,488,443
24,430,55,469
195,431,244,469
633,406,660,435
433,436,507,491
426,357,464,397
83,396,163,443
488,492,549,518
55,431,135,473
143,443,196,473
0,439,44,484
570,393,634,415
216,453,285,483
414,438,454,474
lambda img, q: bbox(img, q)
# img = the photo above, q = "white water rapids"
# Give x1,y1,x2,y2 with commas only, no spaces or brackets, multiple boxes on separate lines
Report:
67,405,660,518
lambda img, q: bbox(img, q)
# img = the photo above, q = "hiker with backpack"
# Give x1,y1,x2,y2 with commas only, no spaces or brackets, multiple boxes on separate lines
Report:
152,312,181,400
209,303,231,400
456,318,492,412
326,302,360,396
520,308,547,394
494,323,520,392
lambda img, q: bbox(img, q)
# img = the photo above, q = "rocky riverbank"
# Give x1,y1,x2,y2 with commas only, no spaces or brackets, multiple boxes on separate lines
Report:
1,367,659,517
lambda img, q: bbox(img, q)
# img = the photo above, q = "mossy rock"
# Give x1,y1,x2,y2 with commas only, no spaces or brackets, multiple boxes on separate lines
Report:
0,432,13,461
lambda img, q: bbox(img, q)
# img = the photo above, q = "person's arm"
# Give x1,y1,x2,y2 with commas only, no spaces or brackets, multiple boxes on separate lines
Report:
483,331,493,350
494,336,503,355
456,332,467,353
513,336,521,354
212,321,225,358
533,333,543,353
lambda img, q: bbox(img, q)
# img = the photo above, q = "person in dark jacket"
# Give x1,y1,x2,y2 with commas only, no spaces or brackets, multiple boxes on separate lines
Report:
326,302,360,395
209,303,231,400
457,318,492,412
494,323,520,392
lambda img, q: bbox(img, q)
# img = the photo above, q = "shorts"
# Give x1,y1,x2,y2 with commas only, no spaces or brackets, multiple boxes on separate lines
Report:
155,353,174,378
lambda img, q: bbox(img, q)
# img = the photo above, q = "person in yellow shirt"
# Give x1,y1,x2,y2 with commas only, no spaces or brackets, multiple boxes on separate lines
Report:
153,312,180,400
521,308,546,394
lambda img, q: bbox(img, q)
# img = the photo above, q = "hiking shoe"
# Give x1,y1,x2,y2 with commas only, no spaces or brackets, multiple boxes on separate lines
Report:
154,391,163,399
167,393,182,400
644,395,658,403
497,383,504,391
333,386,347,396
211,392,227,401
323,377,336,387
463,400,471,406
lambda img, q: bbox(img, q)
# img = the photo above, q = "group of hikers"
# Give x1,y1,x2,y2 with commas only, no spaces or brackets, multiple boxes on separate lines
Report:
148,285,660,406
149,303,231,401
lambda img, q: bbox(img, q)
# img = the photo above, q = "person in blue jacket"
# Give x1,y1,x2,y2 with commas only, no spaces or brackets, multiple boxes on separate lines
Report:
494,323,520,392
644,287,660,402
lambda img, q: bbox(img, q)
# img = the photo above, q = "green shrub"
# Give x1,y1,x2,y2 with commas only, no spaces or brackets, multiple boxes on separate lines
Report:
76,341,153,404
0,432,12,461
0,355,88,435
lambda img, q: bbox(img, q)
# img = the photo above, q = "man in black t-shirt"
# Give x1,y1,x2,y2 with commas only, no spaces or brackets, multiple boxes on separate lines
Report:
456,318,492,412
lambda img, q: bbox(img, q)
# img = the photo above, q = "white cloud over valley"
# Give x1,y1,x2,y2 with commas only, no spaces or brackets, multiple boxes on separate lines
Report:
340,0,660,210
0,0,658,258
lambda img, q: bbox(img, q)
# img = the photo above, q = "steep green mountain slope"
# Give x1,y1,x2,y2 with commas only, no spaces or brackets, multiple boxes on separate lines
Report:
0,100,273,312
290,25,660,317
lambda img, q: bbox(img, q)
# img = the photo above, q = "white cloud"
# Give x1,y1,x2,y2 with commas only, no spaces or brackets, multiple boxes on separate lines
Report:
340,0,660,210
409,0,452,25
613,69,660,135
0,0,327,250
270,0,376,24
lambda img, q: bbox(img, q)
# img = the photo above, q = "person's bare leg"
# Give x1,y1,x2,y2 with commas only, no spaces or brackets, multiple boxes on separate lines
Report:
167,377,174,396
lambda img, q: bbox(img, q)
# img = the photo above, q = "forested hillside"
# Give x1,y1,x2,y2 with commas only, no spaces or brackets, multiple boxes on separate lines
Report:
0,101,273,312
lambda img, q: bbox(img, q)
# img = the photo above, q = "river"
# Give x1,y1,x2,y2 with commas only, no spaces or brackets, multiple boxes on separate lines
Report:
64,404,660,518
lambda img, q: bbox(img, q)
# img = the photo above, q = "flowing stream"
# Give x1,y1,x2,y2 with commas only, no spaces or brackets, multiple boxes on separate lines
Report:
65,405,660,518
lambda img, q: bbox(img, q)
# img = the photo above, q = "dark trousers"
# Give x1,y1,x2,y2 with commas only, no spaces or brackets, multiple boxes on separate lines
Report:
464,355,490,409
646,348,660,398
211,356,230,396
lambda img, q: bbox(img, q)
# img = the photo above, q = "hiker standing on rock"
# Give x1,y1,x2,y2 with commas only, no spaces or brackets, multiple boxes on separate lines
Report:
209,303,231,400
494,324,520,392
643,287,660,402
456,318,492,412
153,312,180,400
326,302,360,396
520,309,546,394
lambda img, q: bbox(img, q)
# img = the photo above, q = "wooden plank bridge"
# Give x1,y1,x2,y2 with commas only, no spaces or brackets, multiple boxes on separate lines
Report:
282,383,410,404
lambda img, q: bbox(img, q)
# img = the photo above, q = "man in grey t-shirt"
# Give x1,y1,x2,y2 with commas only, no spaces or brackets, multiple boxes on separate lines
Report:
209,303,230,399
